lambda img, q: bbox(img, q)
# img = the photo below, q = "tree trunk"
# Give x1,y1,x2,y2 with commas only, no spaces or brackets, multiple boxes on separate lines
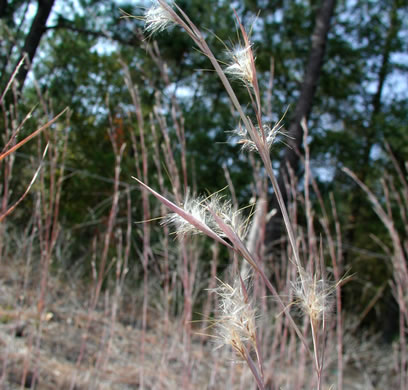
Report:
267,0,337,243
15,0,56,90
359,0,398,184
0,0,7,18
345,0,399,250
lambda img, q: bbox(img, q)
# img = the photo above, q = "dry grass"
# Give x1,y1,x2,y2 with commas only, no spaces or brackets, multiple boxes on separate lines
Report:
1,2,406,389
0,256,400,390
0,258,257,389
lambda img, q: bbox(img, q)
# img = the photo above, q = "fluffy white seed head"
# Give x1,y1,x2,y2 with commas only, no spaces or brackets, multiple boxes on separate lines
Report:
144,1,175,35
292,271,334,325
211,275,257,359
162,192,208,236
206,194,250,240
163,193,250,240
225,45,255,86
233,122,287,153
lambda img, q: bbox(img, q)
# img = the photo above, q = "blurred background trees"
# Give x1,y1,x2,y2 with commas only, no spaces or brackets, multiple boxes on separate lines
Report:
1,0,408,336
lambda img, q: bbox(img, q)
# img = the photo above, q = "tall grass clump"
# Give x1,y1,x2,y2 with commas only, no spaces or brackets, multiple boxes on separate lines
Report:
3,2,405,389
343,145,408,389
129,1,342,388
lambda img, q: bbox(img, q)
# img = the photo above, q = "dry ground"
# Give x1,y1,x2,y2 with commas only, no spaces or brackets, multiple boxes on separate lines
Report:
0,258,256,389
0,258,399,389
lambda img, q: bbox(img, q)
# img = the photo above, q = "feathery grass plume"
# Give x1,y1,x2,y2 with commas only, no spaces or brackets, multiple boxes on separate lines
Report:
291,270,334,326
144,1,175,35
163,192,250,240
225,44,255,86
162,192,209,236
133,177,232,248
210,274,257,359
232,121,287,153
206,193,251,240
208,275,266,389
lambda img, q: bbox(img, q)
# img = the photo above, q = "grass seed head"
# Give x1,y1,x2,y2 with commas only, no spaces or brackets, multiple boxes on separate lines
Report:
292,271,334,325
206,194,250,240
144,1,175,35
233,122,287,153
162,192,209,236
210,275,257,359
225,44,255,86
163,192,250,240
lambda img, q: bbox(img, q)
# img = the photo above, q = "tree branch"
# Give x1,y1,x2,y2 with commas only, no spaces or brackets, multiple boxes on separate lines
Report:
46,19,141,48
15,0,56,90
267,0,337,241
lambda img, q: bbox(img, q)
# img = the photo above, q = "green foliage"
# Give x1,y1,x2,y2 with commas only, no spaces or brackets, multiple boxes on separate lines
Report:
2,0,408,333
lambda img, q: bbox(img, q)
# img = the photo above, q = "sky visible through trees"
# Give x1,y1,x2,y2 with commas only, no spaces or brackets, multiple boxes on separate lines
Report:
1,0,408,336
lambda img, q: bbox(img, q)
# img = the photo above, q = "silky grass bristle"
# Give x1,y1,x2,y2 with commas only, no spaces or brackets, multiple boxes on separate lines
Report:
210,276,257,359
225,44,255,86
144,1,175,35
292,271,334,325
163,192,250,240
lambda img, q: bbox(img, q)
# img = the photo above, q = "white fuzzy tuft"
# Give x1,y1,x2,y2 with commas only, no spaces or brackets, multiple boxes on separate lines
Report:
210,274,257,359
225,45,255,86
163,192,250,240
144,2,175,35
